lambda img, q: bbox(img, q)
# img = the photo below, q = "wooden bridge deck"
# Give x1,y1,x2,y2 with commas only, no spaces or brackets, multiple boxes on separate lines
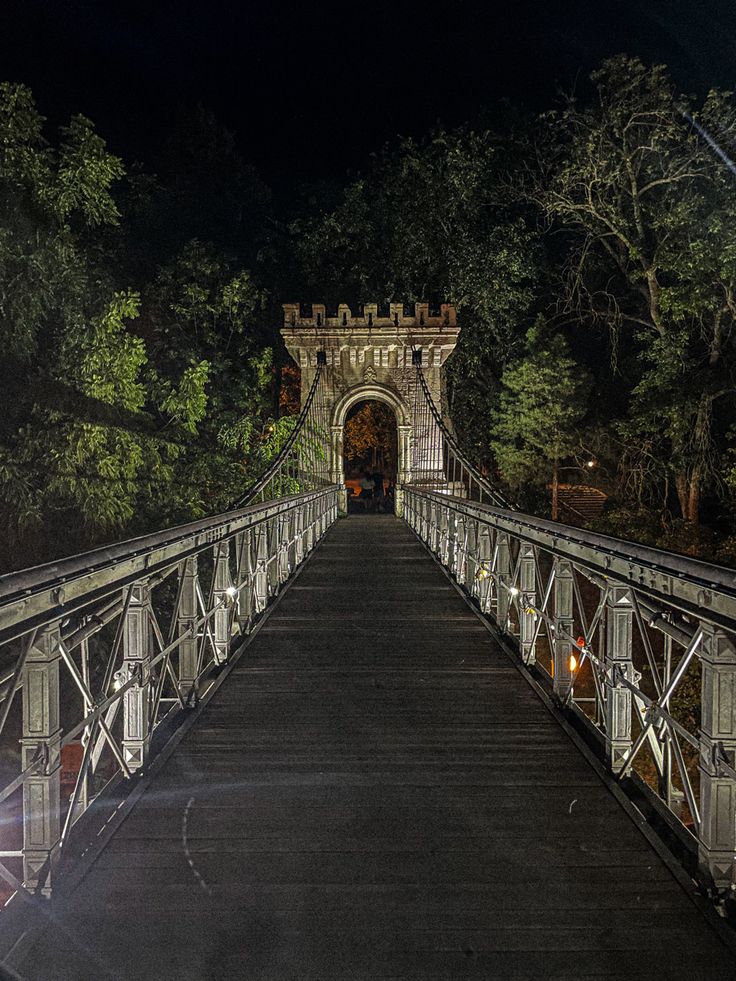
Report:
13,516,736,980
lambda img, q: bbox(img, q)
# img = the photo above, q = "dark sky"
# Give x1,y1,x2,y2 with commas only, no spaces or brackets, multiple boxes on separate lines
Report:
2,0,736,185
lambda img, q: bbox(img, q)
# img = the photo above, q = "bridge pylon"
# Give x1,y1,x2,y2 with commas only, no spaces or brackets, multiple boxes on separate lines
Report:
281,302,461,513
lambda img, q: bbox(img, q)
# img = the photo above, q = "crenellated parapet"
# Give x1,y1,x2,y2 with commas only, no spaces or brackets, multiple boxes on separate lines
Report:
283,302,457,329
281,301,460,373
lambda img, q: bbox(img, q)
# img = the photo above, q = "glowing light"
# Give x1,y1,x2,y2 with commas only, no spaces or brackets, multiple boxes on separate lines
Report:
569,654,578,672
475,564,490,581
226,585,238,599
586,460,595,468
508,586,520,598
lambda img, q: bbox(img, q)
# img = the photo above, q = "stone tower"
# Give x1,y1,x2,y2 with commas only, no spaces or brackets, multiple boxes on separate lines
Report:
281,302,460,512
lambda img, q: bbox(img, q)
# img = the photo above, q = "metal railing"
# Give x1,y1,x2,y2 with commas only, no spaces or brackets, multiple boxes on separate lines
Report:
403,367,736,900
404,487,736,898
0,365,340,897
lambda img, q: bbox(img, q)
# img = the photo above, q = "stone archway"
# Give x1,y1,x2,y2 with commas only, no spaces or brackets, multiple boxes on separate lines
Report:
281,302,461,515
330,382,411,491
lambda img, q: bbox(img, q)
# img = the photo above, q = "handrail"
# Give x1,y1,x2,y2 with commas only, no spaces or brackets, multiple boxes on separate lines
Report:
0,489,335,647
0,484,340,897
409,489,736,629
0,362,330,628
0,354,342,899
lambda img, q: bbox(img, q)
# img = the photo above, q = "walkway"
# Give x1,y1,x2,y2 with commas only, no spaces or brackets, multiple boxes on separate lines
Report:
12,517,736,980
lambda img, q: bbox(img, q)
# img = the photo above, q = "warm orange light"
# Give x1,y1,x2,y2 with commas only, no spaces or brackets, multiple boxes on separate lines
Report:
569,654,578,672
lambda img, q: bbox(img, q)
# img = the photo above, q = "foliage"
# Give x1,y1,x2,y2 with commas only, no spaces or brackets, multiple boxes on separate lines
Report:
490,323,590,509
0,82,123,360
533,56,736,526
0,85,282,569
5,58,736,570
344,402,396,471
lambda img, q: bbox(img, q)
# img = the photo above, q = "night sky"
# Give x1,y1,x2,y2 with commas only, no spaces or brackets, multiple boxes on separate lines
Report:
2,0,736,185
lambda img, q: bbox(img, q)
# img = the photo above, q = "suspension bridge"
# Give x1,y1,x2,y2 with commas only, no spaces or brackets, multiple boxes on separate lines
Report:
0,303,734,979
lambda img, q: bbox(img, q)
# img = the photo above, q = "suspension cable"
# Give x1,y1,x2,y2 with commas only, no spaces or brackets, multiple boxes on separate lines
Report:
412,362,513,509
233,361,332,508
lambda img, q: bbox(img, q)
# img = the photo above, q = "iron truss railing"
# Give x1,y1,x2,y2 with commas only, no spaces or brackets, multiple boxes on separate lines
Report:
404,487,736,900
404,365,736,902
0,366,340,898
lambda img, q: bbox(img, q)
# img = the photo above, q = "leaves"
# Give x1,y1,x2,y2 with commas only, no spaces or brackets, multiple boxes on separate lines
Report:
490,325,590,493
55,115,124,225
0,85,279,568
535,57,736,522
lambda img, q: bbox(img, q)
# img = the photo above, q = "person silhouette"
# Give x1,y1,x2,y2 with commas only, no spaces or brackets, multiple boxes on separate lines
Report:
372,470,385,512
358,471,375,510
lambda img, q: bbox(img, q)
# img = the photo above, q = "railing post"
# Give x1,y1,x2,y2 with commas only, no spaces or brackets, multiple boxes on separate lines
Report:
429,501,440,554
420,497,430,544
178,558,199,702
477,525,492,614
267,517,280,594
21,623,61,893
235,531,254,630
276,514,289,585
303,501,314,554
453,512,465,582
552,558,574,699
604,586,634,773
406,491,416,533
311,504,320,546
120,582,152,772
698,624,736,892
212,540,232,665
495,532,511,631
317,497,327,540
407,492,416,535
254,522,269,612
294,506,304,567
519,544,537,665
439,505,451,566
465,519,477,590
286,509,298,573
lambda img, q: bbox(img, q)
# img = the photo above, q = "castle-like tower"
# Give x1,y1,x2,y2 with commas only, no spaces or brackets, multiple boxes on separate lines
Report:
281,302,460,511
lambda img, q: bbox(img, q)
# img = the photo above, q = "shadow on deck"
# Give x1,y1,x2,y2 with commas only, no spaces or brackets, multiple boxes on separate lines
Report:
7,516,736,980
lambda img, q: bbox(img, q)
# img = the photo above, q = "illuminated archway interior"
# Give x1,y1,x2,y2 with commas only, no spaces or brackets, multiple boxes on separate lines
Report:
343,399,398,507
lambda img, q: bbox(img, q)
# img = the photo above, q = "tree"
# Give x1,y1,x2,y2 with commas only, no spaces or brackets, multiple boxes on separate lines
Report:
490,324,590,518
140,239,287,521
0,83,160,559
344,402,396,471
533,57,736,525
0,82,124,360
0,84,281,567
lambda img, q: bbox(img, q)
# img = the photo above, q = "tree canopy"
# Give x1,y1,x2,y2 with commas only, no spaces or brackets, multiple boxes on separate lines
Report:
0,84,286,569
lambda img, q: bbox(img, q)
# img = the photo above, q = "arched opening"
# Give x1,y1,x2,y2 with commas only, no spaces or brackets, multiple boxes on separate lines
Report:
330,383,410,516
343,400,398,513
